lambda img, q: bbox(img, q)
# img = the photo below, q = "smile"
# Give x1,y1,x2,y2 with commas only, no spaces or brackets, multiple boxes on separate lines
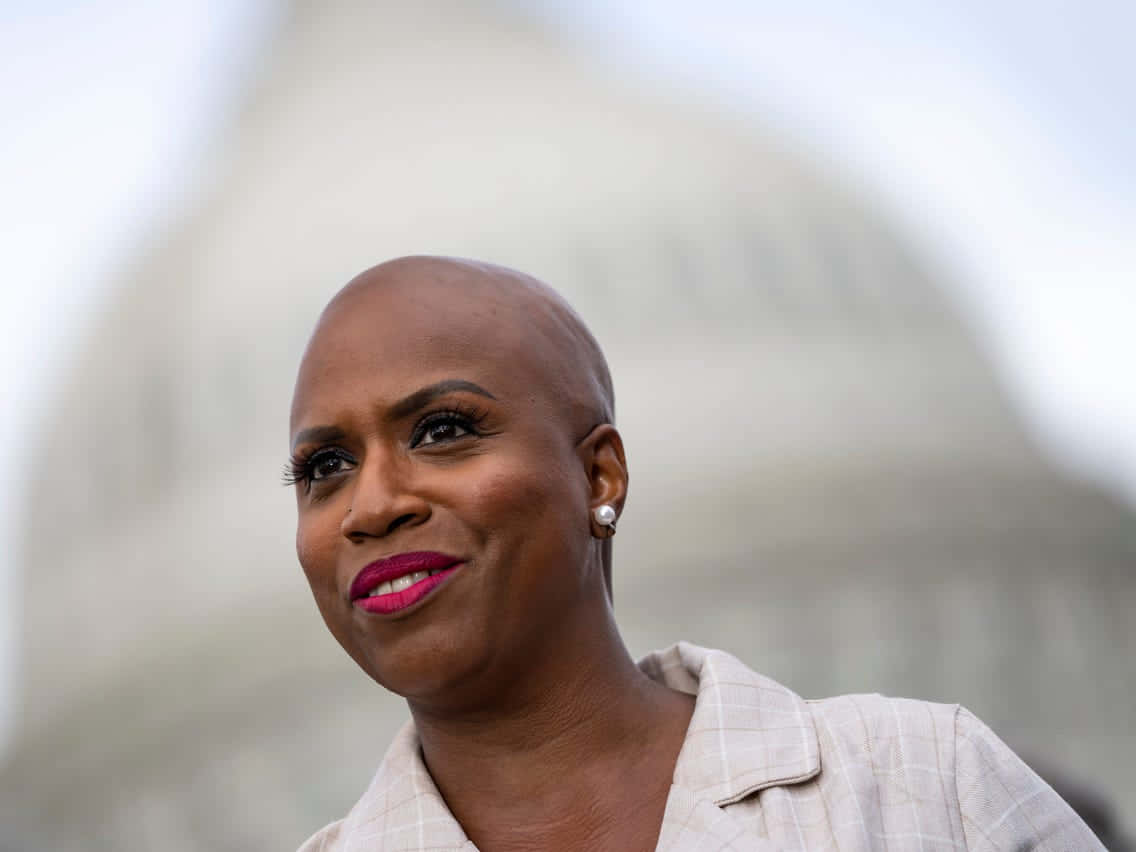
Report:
349,552,463,615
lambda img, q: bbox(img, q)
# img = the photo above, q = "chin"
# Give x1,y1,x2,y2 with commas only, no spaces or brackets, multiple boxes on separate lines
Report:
354,622,497,708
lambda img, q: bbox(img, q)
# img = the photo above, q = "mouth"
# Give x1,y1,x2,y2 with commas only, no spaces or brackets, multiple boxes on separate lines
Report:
349,551,464,615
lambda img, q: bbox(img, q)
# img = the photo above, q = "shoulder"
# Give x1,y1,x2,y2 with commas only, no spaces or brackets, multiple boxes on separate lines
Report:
804,694,1104,850
806,692,961,819
807,691,958,743
951,705,1105,850
806,691,959,774
296,818,345,852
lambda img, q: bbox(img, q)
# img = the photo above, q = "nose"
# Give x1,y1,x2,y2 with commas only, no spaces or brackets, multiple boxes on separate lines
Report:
340,451,431,543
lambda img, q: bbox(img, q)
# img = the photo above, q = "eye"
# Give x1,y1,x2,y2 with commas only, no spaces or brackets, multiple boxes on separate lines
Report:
284,447,356,491
309,449,351,480
412,412,477,448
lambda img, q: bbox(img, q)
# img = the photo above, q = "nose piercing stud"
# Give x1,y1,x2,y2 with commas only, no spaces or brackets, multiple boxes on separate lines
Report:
593,504,617,528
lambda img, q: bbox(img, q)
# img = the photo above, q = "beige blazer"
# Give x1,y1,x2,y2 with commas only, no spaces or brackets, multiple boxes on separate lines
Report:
298,642,1103,850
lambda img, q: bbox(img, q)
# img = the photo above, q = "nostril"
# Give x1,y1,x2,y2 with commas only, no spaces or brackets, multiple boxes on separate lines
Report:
385,513,418,536
343,500,428,541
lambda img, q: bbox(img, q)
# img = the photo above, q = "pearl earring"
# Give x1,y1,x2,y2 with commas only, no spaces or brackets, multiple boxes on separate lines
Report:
593,504,617,528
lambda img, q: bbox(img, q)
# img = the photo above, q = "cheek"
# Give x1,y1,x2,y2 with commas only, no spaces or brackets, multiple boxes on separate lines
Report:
464,452,586,551
295,512,339,593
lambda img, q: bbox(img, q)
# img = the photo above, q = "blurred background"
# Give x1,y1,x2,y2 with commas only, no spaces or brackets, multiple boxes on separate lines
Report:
1,1,1133,849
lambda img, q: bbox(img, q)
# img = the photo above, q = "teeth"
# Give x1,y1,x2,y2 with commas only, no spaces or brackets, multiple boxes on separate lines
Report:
368,568,448,597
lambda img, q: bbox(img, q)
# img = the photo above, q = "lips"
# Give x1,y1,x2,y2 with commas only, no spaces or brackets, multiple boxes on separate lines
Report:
349,551,463,615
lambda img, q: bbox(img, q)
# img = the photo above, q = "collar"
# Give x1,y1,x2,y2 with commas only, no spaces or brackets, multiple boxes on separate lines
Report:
337,722,472,851
639,641,821,806
338,642,820,849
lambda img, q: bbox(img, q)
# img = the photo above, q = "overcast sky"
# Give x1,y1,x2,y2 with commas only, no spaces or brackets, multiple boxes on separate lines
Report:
1,0,1132,747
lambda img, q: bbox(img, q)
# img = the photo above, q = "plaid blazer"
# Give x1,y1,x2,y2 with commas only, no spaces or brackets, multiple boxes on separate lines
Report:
298,642,1102,850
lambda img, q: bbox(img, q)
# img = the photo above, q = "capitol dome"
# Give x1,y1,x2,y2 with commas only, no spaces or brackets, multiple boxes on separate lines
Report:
3,2,1132,849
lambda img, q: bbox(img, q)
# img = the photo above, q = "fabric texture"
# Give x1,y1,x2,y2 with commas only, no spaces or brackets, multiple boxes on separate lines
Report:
298,642,1103,850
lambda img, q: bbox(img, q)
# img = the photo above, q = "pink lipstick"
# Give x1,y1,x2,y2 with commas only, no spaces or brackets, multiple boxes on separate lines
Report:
350,552,463,615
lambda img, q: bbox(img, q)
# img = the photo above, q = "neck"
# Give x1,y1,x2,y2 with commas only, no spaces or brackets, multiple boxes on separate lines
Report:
408,598,694,842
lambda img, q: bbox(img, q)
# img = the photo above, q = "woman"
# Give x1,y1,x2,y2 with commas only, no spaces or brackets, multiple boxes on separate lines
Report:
290,257,1101,851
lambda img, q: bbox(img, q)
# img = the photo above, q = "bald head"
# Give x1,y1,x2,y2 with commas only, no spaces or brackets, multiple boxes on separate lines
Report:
307,256,615,437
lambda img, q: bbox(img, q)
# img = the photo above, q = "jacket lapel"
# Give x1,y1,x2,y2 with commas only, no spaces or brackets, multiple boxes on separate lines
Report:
640,642,821,806
656,785,787,851
338,722,470,851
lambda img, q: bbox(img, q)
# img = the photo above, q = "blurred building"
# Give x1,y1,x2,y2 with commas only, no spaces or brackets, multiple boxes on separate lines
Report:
2,1,1132,849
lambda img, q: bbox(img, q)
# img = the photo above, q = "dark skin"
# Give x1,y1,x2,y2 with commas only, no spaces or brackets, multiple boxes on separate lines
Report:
290,257,695,851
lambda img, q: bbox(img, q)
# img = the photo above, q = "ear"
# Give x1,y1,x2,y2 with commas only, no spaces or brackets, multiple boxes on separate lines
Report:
576,423,628,538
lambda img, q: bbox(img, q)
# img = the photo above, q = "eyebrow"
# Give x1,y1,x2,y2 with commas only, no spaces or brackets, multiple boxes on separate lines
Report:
291,380,497,451
386,379,497,421
291,425,347,451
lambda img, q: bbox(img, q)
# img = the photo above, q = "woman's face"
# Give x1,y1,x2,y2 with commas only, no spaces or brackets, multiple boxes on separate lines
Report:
289,273,611,707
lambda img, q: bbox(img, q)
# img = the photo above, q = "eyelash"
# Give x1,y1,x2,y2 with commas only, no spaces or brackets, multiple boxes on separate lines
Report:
283,403,489,490
409,403,488,448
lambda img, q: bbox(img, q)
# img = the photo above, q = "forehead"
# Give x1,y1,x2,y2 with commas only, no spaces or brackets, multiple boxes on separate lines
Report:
290,276,558,427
